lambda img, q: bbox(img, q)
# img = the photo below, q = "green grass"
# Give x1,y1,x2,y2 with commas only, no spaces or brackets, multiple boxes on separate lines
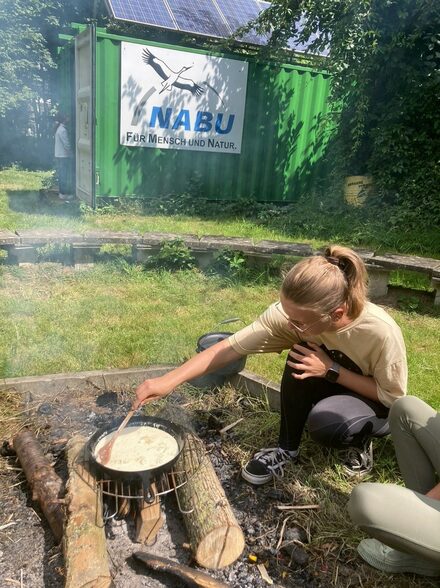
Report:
1,168,440,588
1,167,440,257
0,167,319,244
1,263,439,411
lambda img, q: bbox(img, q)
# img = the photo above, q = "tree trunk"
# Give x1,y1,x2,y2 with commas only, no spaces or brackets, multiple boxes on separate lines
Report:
13,428,64,542
64,435,113,588
175,432,245,569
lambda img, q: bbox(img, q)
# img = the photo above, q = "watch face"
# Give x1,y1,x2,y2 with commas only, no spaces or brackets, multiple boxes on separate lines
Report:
325,367,339,383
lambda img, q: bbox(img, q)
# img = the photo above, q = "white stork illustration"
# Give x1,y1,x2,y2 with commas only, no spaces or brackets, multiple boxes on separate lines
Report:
142,48,205,96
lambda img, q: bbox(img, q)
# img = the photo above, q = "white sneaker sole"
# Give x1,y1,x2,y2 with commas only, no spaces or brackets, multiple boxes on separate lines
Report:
358,544,440,576
241,468,272,485
342,464,372,478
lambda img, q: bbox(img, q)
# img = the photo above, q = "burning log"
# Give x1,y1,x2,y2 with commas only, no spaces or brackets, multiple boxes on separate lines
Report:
135,482,164,544
133,552,229,588
13,428,64,542
175,432,245,569
64,435,113,588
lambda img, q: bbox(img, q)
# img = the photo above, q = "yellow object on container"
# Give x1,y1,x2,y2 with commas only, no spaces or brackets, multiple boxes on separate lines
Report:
344,175,373,206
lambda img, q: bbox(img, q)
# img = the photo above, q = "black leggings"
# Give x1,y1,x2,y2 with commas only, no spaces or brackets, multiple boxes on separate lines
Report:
278,361,390,451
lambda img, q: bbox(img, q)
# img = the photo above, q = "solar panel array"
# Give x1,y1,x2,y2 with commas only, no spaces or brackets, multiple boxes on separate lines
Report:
106,0,315,51
109,0,177,29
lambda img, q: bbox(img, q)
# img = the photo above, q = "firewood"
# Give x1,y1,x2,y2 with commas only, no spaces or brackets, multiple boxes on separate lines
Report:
13,428,64,542
133,552,229,587
64,435,113,588
135,483,163,544
175,432,245,569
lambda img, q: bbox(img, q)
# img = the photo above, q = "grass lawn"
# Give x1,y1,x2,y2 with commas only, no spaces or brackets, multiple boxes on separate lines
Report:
1,168,440,587
1,262,439,405
1,167,440,257
0,167,323,245
1,262,439,588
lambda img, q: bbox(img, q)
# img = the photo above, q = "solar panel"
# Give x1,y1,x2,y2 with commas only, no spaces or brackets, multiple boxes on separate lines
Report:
107,0,177,29
216,0,258,36
106,0,328,54
215,0,270,45
167,0,231,38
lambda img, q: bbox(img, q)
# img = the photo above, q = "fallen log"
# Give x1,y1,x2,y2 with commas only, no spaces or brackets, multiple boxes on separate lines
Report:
175,432,245,569
133,552,229,588
13,428,64,542
64,435,113,588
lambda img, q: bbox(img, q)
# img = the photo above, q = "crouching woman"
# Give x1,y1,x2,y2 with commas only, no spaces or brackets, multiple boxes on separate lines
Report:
349,395,440,577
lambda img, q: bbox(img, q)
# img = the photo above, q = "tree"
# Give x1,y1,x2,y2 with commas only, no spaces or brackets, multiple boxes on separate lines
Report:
0,0,103,167
256,0,440,222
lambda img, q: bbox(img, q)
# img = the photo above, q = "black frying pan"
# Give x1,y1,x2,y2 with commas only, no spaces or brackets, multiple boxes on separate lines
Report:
86,415,185,495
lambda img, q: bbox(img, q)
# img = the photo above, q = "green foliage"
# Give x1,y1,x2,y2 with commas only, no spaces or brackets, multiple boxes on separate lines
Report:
0,0,106,168
147,239,196,271
35,242,69,263
257,0,440,225
210,248,247,277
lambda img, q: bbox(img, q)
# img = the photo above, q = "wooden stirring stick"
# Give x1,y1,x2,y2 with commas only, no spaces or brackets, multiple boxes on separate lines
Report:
97,407,136,465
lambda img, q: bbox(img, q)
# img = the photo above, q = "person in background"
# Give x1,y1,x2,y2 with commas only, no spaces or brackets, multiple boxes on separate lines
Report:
349,395,440,577
134,245,407,481
54,114,73,201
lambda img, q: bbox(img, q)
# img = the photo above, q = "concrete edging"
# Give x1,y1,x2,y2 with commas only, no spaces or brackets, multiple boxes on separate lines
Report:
0,366,281,412
1,229,439,303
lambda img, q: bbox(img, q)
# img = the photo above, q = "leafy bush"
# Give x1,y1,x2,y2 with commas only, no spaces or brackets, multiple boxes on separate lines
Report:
256,0,440,226
146,239,196,271
210,248,247,277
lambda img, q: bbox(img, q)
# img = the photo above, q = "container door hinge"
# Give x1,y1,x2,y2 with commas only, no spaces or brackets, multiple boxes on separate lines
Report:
95,172,100,185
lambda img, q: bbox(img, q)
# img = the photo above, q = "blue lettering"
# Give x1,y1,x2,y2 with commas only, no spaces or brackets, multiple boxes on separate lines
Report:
195,111,213,132
149,107,172,129
215,114,235,135
172,109,191,130
147,108,235,134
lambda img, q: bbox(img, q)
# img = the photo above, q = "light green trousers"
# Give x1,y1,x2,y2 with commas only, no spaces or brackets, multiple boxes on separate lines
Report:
348,395,440,563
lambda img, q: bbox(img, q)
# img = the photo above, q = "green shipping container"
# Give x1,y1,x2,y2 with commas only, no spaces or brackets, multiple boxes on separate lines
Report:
66,25,332,206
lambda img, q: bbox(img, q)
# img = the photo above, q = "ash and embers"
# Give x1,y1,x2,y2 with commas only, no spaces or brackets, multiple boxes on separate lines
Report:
0,386,318,588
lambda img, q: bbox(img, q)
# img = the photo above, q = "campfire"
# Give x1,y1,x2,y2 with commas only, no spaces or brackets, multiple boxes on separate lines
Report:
1,381,318,588
11,404,245,587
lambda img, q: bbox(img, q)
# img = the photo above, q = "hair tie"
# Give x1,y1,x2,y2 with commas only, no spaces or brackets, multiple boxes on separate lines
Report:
325,255,347,272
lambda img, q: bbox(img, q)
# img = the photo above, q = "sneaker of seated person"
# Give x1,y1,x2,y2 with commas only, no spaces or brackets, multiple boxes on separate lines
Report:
358,538,440,577
241,447,298,485
342,439,373,478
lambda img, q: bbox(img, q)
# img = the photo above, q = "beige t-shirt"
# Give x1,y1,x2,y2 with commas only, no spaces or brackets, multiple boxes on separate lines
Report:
229,301,407,408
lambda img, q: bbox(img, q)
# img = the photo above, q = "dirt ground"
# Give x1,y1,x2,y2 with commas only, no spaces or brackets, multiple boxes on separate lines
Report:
0,385,319,588
1,381,438,588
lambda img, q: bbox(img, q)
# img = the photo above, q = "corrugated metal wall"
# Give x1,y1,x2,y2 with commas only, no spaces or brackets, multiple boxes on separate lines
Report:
94,30,332,202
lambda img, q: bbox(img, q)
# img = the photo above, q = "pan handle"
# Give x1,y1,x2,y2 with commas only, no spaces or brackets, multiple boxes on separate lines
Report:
139,471,155,503
217,317,244,326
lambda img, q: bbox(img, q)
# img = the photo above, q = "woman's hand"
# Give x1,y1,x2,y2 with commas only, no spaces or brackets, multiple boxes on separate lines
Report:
286,342,332,379
133,377,172,409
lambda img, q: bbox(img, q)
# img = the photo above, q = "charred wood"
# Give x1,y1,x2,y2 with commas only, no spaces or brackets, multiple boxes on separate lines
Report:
13,428,64,542
133,552,230,587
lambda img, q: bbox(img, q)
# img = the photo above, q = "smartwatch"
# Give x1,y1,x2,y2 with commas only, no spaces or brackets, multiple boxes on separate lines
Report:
325,361,340,383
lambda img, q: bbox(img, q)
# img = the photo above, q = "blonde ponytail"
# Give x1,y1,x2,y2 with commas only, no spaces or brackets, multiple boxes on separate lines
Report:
281,245,368,318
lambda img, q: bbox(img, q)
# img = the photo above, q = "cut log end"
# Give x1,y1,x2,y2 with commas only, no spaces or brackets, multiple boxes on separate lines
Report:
196,524,245,569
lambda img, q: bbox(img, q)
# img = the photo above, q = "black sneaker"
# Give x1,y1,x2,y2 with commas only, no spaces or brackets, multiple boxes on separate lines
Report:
241,447,297,485
342,440,373,478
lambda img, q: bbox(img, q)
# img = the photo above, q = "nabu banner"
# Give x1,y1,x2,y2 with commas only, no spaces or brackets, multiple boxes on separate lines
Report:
120,42,248,154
